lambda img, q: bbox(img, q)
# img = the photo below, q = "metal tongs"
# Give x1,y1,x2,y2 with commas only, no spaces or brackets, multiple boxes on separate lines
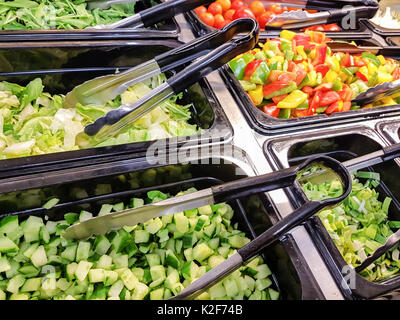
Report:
63,18,259,147
63,142,400,299
266,5,377,29
86,0,213,29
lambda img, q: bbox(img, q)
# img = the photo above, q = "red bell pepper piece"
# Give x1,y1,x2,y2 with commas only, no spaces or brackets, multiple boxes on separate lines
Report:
393,66,400,81
314,83,333,92
268,70,297,83
272,94,288,104
262,81,289,97
262,103,280,118
244,60,263,80
342,101,351,112
312,45,327,66
309,90,323,111
341,52,351,67
302,86,314,94
325,101,341,114
294,108,310,118
356,71,368,82
320,91,340,107
315,64,330,77
311,32,326,44
287,61,296,72
295,67,307,86
337,84,353,101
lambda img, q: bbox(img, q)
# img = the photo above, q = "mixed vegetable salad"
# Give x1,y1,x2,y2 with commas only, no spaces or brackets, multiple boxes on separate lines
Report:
0,75,200,159
0,0,135,30
228,30,400,119
195,0,340,31
301,166,400,282
0,188,278,300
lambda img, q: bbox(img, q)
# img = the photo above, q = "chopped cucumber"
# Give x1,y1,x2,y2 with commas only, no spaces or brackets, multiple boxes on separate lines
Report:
0,188,277,300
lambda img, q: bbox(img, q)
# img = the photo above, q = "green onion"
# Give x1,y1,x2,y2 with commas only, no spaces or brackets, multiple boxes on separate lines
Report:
354,171,380,181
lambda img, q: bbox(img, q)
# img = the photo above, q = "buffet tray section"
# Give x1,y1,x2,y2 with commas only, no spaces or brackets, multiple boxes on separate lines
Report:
2,0,400,301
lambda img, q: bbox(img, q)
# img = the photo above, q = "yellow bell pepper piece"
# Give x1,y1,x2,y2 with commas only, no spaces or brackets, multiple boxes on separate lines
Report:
277,90,308,109
248,85,263,106
380,97,397,106
377,55,386,66
367,62,378,76
390,91,400,99
359,66,369,77
269,55,285,64
296,45,307,60
377,72,393,84
280,30,296,41
324,70,338,83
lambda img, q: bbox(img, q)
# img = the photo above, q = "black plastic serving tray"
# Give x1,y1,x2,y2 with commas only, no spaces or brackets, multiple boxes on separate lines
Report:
0,0,180,41
0,40,232,178
0,152,325,300
220,37,400,135
266,132,400,299
185,0,375,38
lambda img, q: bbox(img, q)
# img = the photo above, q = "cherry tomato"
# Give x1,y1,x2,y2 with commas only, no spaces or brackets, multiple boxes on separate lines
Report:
231,0,245,11
195,6,207,16
232,7,255,20
216,0,231,12
208,2,223,15
214,14,226,29
249,1,265,16
325,101,341,114
224,9,235,20
302,86,314,94
200,12,215,27
257,11,273,29
268,4,283,14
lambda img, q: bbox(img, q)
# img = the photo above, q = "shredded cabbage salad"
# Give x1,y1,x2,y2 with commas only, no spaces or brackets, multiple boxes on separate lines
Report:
302,168,400,282
0,75,201,159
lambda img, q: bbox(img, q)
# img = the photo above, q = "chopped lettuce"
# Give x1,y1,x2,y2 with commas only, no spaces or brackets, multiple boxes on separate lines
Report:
302,169,400,282
0,75,201,159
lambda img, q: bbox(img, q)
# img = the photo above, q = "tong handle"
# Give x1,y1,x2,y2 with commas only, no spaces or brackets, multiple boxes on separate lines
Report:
167,18,259,94
84,18,258,138
155,18,258,73
383,142,400,163
140,0,213,28
326,5,378,23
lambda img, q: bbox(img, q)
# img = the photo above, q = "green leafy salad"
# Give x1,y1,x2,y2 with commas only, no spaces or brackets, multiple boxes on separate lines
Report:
0,75,201,159
0,0,135,30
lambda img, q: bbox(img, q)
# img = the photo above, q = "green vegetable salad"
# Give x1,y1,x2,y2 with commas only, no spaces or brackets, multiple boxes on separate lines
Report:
0,0,135,30
0,188,278,300
302,168,400,282
0,75,200,159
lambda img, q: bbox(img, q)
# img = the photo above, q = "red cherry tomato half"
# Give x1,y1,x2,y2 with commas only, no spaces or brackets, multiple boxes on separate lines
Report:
208,2,223,15
319,91,340,107
232,7,256,20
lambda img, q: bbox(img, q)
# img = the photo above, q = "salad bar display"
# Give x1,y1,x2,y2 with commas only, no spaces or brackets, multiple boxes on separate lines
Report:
2,0,400,302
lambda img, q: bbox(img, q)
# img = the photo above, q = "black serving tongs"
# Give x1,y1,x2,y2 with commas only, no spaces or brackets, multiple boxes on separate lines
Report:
88,0,213,29
266,3,378,29
63,18,259,147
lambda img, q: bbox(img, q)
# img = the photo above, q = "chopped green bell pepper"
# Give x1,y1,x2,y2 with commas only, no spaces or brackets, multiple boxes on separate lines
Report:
250,62,270,85
362,52,381,67
264,81,298,100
